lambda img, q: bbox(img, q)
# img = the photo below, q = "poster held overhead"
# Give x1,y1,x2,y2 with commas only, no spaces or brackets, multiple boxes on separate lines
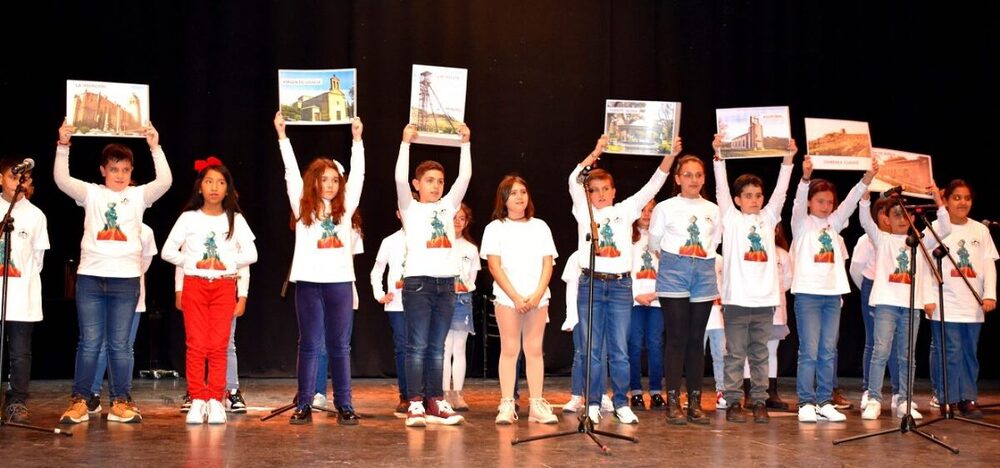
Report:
409,64,468,147
869,148,935,199
715,106,791,159
804,117,873,170
278,68,357,125
603,99,680,156
66,80,150,138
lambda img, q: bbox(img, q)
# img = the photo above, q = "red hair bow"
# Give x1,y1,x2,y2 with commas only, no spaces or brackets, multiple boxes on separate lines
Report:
194,156,223,172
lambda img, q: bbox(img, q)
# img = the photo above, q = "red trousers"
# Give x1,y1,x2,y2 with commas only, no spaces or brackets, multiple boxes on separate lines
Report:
182,276,236,401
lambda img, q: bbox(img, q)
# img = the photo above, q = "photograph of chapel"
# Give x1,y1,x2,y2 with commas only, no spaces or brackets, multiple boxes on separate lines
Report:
716,106,791,159
66,80,148,138
278,68,357,125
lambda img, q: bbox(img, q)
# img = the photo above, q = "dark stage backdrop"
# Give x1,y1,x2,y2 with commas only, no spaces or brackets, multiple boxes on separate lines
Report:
2,1,998,382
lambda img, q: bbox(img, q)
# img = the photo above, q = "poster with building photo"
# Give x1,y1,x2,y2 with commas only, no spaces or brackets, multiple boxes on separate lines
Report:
869,148,935,199
66,80,150,138
278,69,357,125
715,106,792,159
804,118,873,170
408,64,468,146
603,99,681,156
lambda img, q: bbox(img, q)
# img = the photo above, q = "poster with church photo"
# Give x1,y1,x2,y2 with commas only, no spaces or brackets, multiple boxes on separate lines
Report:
603,99,681,156
869,148,935,199
408,64,468,147
804,117,873,170
715,106,791,159
278,69,357,125
66,80,150,138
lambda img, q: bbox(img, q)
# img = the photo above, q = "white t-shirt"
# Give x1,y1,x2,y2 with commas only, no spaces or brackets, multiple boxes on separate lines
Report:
0,197,49,322
370,229,405,312
929,220,998,322
789,179,867,295
568,165,668,273
849,233,877,289
631,230,658,306
279,138,364,283
649,196,720,259
480,218,558,308
774,247,793,326
454,237,480,293
136,224,157,312
162,210,258,277
561,250,582,330
705,255,724,330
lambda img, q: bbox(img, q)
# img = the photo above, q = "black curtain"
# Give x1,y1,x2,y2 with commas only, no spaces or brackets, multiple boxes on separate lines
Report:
2,1,998,381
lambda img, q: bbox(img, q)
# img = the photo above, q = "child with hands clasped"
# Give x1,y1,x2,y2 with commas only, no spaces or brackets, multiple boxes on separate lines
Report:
162,158,257,425
712,134,796,423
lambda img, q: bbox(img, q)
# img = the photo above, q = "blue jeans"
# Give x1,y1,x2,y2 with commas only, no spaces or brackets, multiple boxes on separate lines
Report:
628,305,663,393
295,281,354,409
578,275,631,408
387,312,408,398
860,278,899,393
402,276,454,400
705,328,726,392
91,312,141,395
73,275,140,399
794,293,841,406
930,321,981,404
867,305,920,403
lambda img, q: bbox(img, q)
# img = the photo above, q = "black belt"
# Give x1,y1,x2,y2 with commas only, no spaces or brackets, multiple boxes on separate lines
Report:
581,269,631,280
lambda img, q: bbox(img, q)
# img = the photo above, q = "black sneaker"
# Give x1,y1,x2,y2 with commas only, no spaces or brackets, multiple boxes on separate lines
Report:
290,405,312,425
630,393,647,411
227,389,247,414
649,393,667,411
180,393,192,413
5,402,29,423
86,394,102,414
336,406,360,425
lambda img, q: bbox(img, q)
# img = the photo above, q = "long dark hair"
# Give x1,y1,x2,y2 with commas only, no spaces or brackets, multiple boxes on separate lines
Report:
492,174,535,221
183,165,242,240
300,158,345,227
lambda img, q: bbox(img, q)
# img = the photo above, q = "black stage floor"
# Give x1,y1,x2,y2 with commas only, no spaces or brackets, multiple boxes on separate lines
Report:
2,377,1000,467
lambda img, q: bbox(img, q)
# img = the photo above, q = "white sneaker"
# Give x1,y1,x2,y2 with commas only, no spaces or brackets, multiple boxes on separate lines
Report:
562,395,584,414
528,398,558,424
312,393,328,409
929,395,940,408
405,401,426,427
206,399,227,424
587,405,601,424
496,398,518,425
186,399,207,424
614,406,639,424
861,400,881,420
715,391,728,409
600,394,614,413
860,390,870,410
798,404,817,423
897,401,923,420
891,394,900,411
816,403,847,422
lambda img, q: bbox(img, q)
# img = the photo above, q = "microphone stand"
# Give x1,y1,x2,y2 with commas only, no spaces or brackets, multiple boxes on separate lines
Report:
512,162,637,455
0,173,71,436
912,210,1000,431
834,196,955,452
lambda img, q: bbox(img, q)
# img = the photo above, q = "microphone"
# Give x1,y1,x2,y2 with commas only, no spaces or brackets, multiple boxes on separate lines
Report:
883,185,904,197
983,219,1000,229
903,203,939,212
576,159,599,184
12,158,34,175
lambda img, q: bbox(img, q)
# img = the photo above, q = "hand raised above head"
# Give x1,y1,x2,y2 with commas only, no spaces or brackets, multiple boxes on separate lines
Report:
58,117,75,145
144,121,160,150
351,117,363,141
457,123,471,143
402,124,418,143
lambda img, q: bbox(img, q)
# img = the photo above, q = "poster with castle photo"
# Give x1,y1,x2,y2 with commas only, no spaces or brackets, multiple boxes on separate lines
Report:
603,99,681,156
409,64,468,147
66,80,150,138
804,118,873,170
869,148,935,199
278,69,357,125
715,106,792,159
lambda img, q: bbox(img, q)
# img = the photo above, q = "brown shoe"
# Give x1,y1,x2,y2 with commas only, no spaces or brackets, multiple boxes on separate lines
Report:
752,401,770,423
107,398,142,423
959,400,984,419
831,388,853,410
60,395,90,424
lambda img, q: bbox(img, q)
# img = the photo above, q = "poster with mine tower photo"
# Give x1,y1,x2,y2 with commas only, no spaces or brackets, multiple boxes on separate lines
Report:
408,64,468,147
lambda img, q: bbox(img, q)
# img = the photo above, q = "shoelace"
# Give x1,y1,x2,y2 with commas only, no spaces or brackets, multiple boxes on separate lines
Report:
531,399,553,414
437,399,457,414
498,400,518,420
408,402,425,415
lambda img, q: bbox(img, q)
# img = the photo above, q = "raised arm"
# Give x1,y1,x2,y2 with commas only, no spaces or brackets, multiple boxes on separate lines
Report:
274,111,304,216
53,118,89,202
829,157,878,232
343,117,366,212
790,155,814,236
858,197,882,245
395,125,417,212
569,135,606,222
140,122,173,205
763,141,797,222
444,124,472,210
713,133,734,215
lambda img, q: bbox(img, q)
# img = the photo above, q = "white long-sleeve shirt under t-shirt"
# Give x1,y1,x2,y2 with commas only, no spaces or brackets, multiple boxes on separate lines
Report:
561,250,582,331
774,247,793,327
860,199,951,310
928,219,997,322
54,144,172,278
136,224,157,313
481,217,558,309
631,230,658,306
454,237,480,293
394,142,471,278
569,165,667,273
849,233,877,289
789,179,867,295
706,255,724,330
370,229,406,312
0,197,49,322
648,196,720,260
162,210,258,277
715,161,793,307
279,138,364,283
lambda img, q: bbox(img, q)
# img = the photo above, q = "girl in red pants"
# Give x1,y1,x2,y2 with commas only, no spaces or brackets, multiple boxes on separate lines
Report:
162,157,258,424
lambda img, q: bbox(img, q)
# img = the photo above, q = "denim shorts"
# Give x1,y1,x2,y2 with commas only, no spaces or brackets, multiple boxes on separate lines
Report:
450,292,475,334
655,251,718,303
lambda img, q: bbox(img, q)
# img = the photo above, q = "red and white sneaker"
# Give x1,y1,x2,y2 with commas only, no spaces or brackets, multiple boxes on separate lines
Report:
405,400,426,427
426,398,464,425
